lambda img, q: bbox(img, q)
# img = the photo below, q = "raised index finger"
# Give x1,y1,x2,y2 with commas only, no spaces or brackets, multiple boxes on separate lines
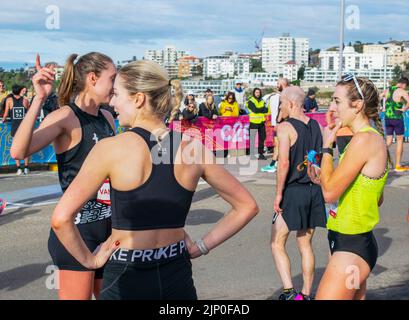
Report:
35,54,42,72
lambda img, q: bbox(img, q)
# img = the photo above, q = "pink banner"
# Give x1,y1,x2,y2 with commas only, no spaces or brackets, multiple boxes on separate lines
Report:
170,113,328,151
306,112,327,127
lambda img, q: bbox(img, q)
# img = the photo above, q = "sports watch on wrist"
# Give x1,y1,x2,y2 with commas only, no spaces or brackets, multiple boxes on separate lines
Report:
321,147,333,157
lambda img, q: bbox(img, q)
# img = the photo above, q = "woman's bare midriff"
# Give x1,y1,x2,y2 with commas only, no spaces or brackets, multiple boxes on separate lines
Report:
111,228,185,250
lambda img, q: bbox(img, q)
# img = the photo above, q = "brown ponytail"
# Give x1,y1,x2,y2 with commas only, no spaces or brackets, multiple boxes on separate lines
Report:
169,79,183,122
58,54,78,106
57,52,113,107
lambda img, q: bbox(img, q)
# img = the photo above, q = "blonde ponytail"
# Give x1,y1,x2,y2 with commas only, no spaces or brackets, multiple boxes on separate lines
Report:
118,61,185,122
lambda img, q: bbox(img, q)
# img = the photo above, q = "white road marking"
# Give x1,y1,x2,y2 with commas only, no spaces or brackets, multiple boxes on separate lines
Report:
4,200,59,211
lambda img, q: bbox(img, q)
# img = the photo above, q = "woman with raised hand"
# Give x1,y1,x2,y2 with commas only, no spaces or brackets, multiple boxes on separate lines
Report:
51,60,259,300
11,53,116,299
310,75,389,300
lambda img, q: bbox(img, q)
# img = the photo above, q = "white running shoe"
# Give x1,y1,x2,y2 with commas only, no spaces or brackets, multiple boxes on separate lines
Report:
16,168,23,176
261,162,277,173
24,168,30,175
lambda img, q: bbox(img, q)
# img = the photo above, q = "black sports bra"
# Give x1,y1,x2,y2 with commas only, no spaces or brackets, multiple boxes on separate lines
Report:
110,127,195,231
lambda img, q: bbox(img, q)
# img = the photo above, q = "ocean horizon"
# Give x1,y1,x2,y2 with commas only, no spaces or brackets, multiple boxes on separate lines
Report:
0,62,34,71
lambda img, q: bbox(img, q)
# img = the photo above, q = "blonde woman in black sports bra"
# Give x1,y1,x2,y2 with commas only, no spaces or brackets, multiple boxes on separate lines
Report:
51,60,259,300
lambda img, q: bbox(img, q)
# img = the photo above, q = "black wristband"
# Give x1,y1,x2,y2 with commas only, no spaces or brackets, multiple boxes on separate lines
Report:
321,147,333,156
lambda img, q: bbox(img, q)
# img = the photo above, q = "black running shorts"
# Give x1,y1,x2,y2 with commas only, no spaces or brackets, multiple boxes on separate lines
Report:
48,218,111,279
279,183,327,231
328,230,378,271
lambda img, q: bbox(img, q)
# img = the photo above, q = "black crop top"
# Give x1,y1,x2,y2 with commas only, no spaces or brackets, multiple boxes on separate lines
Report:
111,127,195,231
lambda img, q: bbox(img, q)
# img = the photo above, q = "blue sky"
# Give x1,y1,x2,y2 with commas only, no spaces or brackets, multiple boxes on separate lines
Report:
0,0,408,68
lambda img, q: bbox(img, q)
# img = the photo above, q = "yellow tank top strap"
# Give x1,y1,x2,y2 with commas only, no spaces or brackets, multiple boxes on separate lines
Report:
340,126,380,160
359,126,380,135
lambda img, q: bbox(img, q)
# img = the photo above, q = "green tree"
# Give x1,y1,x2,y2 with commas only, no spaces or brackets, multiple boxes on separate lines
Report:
392,65,403,82
0,69,32,92
297,65,306,80
262,88,274,95
250,59,265,72
191,64,203,76
353,41,364,53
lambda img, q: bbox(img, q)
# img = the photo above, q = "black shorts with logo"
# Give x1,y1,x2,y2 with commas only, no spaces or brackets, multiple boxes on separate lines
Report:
280,183,327,231
100,240,197,300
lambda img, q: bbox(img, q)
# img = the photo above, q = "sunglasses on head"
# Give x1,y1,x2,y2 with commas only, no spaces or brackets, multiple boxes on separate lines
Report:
342,73,364,101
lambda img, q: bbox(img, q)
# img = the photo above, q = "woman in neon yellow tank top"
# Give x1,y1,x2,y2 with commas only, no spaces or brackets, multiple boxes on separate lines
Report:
311,75,389,300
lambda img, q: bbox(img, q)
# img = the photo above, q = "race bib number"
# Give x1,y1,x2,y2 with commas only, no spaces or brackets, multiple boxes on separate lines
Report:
97,179,111,205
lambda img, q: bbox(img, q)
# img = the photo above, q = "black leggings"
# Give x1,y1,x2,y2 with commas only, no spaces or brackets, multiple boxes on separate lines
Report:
100,244,197,300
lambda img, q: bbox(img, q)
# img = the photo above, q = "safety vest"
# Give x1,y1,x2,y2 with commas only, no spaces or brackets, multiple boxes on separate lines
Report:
247,97,268,124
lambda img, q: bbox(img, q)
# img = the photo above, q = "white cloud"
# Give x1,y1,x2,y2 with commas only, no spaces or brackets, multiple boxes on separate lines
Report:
0,0,408,64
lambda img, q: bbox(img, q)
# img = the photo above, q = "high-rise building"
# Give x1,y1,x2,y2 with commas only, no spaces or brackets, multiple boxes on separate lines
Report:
239,52,262,61
283,60,298,82
388,51,409,69
203,54,250,78
144,46,189,78
177,56,202,78
363,44,409,69
262,34,309,74
304,67,394,87
363,44,402,55
181,79,239,96
319,46,384,71
295,38,310,67
144,50,162,64
304,45,399,86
